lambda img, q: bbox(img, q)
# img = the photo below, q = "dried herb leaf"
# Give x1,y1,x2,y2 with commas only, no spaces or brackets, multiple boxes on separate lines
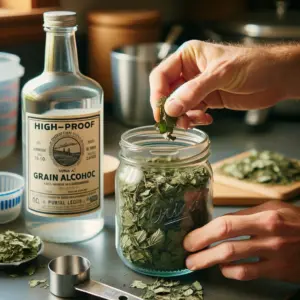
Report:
25,265,36,276
131,280,148,289
183,289,194,296
134,230,147,243
0,231,41,263
29,279,47,288
155,96,177,141
219,150,300,185
148,229,165,247
192,281,203,291
131,279,204,300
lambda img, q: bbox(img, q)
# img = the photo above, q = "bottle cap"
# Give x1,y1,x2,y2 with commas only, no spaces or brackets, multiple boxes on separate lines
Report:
44,11,77,28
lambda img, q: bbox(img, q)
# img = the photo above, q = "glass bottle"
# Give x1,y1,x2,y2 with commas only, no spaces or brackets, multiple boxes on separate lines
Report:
115,126,213,277
21,11,104,243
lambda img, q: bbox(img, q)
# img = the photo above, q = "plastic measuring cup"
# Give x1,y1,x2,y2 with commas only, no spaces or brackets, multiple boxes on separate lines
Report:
0,172,24,224
0,53,24,159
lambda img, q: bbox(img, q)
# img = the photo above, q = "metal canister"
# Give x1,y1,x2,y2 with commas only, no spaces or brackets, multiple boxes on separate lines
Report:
111,43,177,127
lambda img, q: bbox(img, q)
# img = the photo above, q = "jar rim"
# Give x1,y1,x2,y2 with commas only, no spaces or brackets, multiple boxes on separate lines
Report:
119,125,210,166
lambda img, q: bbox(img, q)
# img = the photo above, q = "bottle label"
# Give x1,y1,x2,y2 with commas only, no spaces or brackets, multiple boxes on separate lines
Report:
26,111,101,217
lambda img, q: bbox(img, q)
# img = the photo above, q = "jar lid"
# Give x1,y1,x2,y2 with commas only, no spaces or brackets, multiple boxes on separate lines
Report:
87,10,161,27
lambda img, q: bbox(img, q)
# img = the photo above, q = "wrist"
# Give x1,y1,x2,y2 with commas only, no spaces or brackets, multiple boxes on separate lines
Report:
270,45,300,100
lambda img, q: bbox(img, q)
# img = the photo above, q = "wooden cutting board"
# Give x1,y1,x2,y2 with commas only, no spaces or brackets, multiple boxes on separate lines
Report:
213,182,276,206
212,152,300,201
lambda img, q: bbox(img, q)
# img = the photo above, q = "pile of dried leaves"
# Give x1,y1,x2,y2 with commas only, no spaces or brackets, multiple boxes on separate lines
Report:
0,231,41,263
118,160,210,271
131,279,204,300
219,150,300,185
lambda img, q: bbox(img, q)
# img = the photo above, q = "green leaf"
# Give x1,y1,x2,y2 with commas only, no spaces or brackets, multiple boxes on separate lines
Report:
25,265,36,276
183,289,194,296
154,287,171,294
134,230,147,243
155,96,177,141
131,280,148,289
29,279,47,288
148,229,165,247
122,211,134,227
192,281,203,291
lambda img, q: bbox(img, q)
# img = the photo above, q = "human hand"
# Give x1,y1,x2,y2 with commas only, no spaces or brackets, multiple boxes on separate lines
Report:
150,41,288,128
183,200,300,283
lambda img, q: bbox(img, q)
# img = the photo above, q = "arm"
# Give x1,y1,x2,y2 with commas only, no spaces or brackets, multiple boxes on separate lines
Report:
149,41,300,128
270,44,300,99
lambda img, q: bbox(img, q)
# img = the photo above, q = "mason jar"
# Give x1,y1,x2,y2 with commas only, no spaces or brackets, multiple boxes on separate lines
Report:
115,126,213,277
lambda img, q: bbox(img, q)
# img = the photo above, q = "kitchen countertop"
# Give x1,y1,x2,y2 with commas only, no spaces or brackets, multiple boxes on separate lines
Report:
0,114,300,300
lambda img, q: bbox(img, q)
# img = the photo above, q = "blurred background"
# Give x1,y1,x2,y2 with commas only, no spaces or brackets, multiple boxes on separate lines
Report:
0,0,300,148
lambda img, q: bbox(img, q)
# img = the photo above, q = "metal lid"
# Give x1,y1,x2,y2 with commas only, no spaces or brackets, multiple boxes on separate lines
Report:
43,11,77,28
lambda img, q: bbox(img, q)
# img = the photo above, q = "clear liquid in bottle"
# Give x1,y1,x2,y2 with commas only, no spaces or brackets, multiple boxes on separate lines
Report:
21,11,104,243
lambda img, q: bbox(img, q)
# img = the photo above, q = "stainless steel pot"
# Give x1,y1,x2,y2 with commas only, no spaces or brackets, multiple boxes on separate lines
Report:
111,43,177,127
204,0,300,126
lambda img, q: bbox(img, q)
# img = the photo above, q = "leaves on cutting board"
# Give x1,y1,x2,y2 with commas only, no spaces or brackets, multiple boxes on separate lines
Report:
219,150,300,185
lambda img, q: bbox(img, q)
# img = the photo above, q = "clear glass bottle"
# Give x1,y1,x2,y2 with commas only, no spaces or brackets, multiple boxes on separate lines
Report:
21,11,104,243
115,126,213,277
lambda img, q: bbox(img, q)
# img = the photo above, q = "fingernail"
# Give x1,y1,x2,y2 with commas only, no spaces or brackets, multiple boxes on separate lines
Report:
183,238,194,252
186,257,196,271
193,119,207,125
165,98,184,116
205,113,213,123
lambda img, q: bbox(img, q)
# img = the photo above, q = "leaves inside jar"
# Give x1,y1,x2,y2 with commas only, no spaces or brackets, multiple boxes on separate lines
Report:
118,158,211,271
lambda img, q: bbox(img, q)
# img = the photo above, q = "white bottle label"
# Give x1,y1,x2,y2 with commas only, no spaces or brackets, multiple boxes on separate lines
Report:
26,111,101,217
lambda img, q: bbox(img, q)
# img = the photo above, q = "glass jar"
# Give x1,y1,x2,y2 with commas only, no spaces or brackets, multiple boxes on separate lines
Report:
115,126,213,277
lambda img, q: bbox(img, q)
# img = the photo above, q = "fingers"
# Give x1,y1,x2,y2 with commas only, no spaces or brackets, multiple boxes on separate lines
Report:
176,115,190,129
220,261,274,281
229,200,287,216
176,111,213,129
153,77,185,123
164,70,225,117
186,238,263,271
183,211,283,252
186,110,213,126
150,51,183,121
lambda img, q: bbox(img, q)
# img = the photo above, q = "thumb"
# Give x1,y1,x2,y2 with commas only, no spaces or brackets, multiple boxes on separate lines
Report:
165,70,223,117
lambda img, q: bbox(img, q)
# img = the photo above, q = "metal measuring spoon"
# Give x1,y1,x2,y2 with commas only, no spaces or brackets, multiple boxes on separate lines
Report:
0,233,44,268
48,255,142,299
